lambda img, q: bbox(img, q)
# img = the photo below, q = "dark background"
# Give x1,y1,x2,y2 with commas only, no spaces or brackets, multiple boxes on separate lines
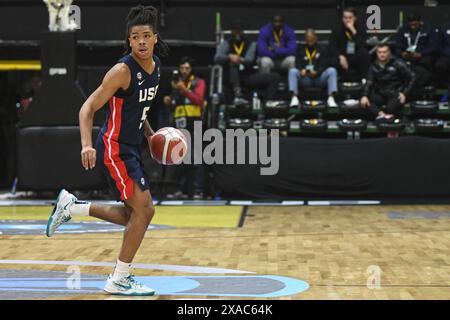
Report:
1,1,449,44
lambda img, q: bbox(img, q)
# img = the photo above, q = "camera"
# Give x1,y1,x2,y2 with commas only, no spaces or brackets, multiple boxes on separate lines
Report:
172,69,181,82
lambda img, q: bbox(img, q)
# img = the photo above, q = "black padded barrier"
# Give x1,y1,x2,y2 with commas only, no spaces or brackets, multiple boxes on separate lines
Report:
211,136,450,199
17,126,105,191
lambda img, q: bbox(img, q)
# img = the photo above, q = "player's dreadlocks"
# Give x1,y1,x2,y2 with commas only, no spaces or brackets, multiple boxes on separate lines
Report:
124,5,169,57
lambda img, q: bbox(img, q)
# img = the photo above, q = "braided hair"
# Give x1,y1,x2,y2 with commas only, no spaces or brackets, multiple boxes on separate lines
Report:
124,5,169,57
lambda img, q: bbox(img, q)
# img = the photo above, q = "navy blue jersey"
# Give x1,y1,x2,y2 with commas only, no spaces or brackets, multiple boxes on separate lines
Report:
100,54,161,145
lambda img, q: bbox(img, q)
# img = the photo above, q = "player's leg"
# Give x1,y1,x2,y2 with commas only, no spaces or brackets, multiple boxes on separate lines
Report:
89,203,132,226
46,190,134,237
118,182,154,263
103,181,155,296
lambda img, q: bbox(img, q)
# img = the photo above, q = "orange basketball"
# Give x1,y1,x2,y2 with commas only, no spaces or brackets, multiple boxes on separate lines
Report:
149,127,187,165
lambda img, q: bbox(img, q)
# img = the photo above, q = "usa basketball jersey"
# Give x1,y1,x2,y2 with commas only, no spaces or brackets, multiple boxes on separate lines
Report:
100,54,161,145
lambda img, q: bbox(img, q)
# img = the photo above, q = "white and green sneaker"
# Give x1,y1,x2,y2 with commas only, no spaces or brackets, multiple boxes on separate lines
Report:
46,189,75,237
104,274,155,296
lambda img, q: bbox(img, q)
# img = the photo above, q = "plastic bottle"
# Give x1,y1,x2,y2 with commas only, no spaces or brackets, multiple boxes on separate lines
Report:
218,104,226,130
252,91,261,111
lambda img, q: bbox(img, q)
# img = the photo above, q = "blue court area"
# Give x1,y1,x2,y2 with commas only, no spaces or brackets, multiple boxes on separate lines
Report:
0,269,309,299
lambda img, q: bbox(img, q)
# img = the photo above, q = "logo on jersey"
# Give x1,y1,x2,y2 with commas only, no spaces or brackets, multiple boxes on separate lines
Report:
140,178,145,186
137,72,142,80
139,85,159,102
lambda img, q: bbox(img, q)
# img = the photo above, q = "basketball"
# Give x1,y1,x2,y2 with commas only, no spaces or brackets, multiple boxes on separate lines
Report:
149,127,188,165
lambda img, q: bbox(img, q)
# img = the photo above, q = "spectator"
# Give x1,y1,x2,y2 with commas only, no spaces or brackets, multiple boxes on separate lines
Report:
288,29,338,107
18,72,42,118
395,12,438,89
163,57,206,199
257,14,296,74
360,43,416,123
331,7,369,82
214,21,280,104
435,20,450,103
164,57,206,131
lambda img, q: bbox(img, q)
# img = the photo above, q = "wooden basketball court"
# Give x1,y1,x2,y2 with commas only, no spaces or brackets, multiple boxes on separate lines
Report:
0,204,450,299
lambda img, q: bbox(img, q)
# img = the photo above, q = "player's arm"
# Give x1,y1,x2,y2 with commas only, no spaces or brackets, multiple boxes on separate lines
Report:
143,119,155,138
79,63,130,170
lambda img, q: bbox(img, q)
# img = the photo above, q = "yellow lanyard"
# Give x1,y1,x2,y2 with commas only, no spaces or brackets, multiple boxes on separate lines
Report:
232,41,245,56
345,31,353,41
185,75,194,90
273,29,283,46
305,48,317,63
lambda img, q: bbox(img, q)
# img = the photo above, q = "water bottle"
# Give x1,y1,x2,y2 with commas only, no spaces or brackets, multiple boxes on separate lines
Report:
252,91,261,111
218,104,226,130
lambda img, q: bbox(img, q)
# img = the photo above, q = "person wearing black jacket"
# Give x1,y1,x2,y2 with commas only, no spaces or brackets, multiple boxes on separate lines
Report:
288,29,338,107
360,43,416,123
331,7,369,82
395,12,438,90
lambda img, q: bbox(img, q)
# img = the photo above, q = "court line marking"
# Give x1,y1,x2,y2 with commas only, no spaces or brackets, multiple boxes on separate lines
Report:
308,200,381,206
2,227,447,241
0,259,254,274
311,284,450,288
238,206,248,228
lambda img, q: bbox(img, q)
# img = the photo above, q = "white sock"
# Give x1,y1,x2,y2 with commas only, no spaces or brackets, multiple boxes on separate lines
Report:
68,201,91,216
112,259,131,281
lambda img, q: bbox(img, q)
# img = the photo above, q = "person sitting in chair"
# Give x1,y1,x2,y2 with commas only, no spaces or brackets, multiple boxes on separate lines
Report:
331,6,369,83
288,29,338,108
257,14,296,74
360,43,416,123
214,21,280,105
395,12,438,90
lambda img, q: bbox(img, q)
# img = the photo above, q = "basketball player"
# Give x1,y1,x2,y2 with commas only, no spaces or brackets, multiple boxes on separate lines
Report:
45,5,169,296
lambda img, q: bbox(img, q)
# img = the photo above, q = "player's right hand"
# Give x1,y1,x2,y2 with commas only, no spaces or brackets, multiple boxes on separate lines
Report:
81,146,96,170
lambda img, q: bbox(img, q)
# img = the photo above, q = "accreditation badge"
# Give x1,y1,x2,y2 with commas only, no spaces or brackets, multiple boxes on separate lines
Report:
407,45,417,53
306,63,315,72
346,41,356,55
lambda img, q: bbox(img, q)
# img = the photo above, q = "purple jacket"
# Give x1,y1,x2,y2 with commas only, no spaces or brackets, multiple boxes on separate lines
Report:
257,23,297,59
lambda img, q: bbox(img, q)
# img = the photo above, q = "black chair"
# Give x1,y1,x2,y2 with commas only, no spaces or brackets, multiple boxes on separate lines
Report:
414,118,444,133
263,118,290,131
227,118,254,130
264,100,290,117
339,81,363,100
376,119,405,135
338,119,367,139
410,100,439,115
301,100,327,113
300,119,328,133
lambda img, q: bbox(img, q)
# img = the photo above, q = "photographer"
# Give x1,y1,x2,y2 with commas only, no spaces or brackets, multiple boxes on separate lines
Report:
163,57,206,132
163,57,206,199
